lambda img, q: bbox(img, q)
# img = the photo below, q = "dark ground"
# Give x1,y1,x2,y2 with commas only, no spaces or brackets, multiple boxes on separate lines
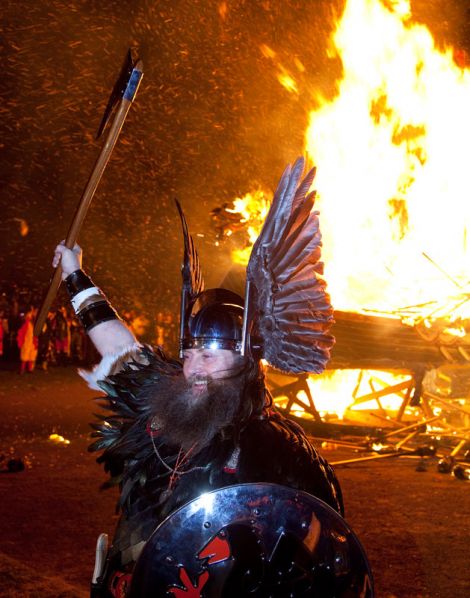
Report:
0,365,468,598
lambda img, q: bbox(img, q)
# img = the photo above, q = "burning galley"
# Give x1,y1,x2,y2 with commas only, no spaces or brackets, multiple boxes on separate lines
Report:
212,0,470,470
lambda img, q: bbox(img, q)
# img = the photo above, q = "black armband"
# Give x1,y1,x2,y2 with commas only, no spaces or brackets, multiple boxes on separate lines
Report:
64,269,120,333
65,269,95,298
77,301,120,333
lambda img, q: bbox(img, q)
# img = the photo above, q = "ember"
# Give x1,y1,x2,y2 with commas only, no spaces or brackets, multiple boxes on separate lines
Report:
48,433,71,446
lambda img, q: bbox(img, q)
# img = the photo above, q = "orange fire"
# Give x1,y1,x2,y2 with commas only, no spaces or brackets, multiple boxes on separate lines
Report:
226,190,270,265
234,0,470,420
305,0,470,317
272,369,414,421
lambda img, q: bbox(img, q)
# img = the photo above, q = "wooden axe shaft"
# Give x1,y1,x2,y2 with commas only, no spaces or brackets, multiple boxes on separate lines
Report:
34,99,133,337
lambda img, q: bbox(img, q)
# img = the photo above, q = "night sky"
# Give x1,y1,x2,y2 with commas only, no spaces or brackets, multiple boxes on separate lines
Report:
2,0,469,319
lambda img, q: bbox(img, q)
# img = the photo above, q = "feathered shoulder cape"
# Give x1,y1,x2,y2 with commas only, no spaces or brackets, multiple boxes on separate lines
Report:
88,347,343,564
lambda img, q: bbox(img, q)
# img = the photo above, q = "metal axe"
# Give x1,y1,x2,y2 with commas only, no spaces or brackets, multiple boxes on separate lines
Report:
34,49,143,336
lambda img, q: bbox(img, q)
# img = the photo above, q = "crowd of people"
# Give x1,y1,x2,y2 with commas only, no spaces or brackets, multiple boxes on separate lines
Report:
0,289,178,373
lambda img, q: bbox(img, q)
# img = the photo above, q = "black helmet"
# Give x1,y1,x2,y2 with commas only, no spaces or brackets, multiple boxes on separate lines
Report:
181,288,244,353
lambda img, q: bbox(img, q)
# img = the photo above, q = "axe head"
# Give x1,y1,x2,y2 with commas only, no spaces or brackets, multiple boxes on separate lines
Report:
96,48,143,139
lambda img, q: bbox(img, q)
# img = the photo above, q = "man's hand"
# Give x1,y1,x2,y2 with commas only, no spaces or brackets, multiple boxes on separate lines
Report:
53,241,82,280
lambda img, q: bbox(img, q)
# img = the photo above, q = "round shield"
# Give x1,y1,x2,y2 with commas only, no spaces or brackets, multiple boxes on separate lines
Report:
130,483,374,597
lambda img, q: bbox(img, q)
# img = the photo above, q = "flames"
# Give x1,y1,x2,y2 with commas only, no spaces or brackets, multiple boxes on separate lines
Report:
305,0,470,317
215,189,270,265
274,369,414,421
256,0,470,318
226,0,470,420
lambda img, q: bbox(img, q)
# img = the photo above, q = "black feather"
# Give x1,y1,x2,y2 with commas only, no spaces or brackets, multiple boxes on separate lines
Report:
175,199,204,300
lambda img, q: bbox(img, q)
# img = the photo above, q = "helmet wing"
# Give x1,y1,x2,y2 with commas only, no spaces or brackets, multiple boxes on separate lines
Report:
245,157,334,373
176,199,205,356
175,199,204,300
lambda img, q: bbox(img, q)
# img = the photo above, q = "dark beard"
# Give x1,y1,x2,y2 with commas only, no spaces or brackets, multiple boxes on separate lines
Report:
148,370,245,452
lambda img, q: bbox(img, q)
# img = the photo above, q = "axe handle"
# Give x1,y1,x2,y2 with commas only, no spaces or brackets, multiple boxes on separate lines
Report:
34,98,133,337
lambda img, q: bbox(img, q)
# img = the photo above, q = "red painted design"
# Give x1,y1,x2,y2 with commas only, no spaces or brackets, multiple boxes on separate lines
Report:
168,567,209,597
109,571,133,598
197,534,231,564
166,530,232,595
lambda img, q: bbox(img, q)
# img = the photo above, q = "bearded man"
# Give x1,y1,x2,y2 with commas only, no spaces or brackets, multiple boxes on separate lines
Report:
53,158,344,597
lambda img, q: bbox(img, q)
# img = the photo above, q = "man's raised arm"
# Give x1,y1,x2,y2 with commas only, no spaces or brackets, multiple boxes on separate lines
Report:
53,242,137,357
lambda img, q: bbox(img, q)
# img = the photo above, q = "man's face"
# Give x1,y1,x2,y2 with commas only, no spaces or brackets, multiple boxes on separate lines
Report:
151,348,246,450
183,348,239,397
